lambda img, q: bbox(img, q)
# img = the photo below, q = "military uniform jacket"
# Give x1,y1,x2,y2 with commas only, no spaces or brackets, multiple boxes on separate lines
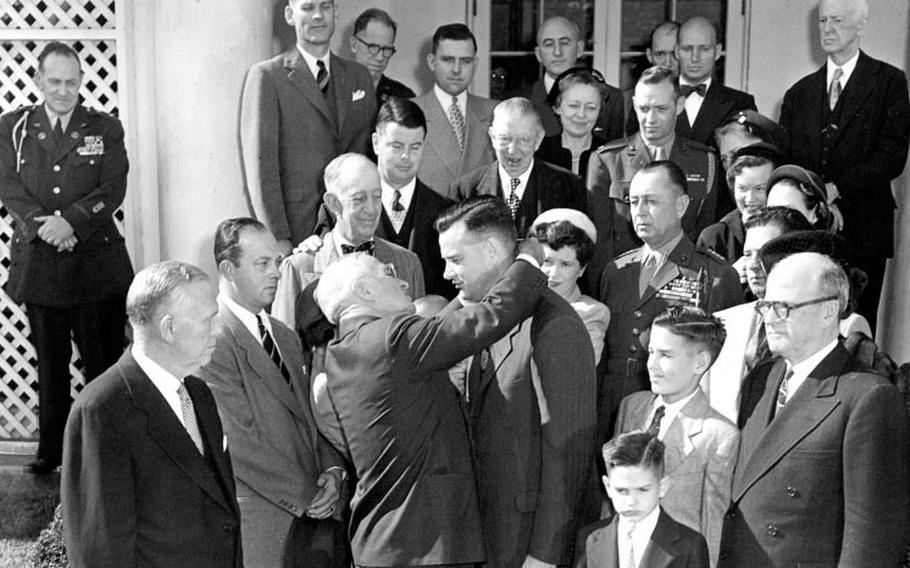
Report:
0,103,133,306
585,133,720,291
596,236,741,440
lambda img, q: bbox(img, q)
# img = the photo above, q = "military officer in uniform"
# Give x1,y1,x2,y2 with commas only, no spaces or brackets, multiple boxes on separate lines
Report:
0,42,133,474
586,66,721,292
596,161,741,443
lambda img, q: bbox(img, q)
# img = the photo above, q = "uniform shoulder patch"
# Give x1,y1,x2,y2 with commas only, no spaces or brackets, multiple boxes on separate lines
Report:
614,247,641,266
683,138,714,153
694,245,728,264
595,137,630,154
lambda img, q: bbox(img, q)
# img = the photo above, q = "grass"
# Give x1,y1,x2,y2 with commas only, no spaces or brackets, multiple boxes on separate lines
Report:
0,472,60,568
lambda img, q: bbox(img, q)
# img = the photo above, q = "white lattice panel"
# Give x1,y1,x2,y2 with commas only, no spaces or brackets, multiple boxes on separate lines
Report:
0,0,116,29
0,34,120,439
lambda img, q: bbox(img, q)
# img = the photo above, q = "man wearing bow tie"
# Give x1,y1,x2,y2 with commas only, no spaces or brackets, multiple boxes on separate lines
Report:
675,17,756,149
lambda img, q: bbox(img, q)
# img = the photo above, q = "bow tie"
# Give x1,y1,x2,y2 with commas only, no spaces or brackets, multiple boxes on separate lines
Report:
341,241,375,256
680,83,707,98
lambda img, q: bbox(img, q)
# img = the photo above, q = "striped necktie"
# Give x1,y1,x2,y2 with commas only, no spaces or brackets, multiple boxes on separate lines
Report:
316,60,330,95
829,67,843,111
258,314,291,383
178,382,205,455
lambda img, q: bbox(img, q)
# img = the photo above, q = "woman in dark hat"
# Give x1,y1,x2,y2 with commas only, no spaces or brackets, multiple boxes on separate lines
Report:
766,164,840,232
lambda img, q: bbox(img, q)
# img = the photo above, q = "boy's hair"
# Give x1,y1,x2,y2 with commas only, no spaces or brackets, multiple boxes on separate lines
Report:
602,431,665,478
652,305,727,364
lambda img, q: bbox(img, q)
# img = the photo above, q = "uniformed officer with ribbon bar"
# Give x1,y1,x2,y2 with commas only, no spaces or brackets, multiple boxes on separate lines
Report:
585,66,721,292
0,41,133,474
596,161,741,444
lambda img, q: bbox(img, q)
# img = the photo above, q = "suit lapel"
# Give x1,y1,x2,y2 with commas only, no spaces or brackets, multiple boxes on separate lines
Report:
588,517,621,568
690,82,727,139
54,105,88,162
638,238,693,307
664,391,707,472
185,376,239,515
640,509,681,568
423,93,461,181
283,49,334,125
832,51,877,142
329,54,350,131
119,353,235,514
481,320,526,398
806,65,829,161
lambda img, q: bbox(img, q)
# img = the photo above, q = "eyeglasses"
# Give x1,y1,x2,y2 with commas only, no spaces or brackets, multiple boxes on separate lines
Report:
353,35,396,58
754,295,838,318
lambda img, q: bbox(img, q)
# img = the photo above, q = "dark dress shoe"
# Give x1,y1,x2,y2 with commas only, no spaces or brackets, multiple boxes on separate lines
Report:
26,457,60,475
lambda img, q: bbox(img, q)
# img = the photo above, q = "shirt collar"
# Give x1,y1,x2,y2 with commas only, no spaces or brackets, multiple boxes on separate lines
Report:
617,504,661,542
434,84,467,116
641,231,684,268
543,74,556,93
219,292,269,345
785,337,840,401
827,50,859,87
44,104,74,132
653,388,699,433
643,133,675,160
497,159,535,202
297,45,331,81
331,228,373,257
381,177,417,212
680,76,712,90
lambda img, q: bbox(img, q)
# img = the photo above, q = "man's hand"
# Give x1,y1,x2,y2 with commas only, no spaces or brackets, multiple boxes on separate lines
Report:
56,235,78,252
277,238,293,257
294,235,324,255
521,555,556,568
517,236,545,266
306,468,342,519
35,215,74,246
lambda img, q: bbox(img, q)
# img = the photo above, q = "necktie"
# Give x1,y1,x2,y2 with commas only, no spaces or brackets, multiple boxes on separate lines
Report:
649,145,665,161
775,367,794,416
626,522,637,568
508,177,521,219
467,348,491,404
743,311,768,372
53,119,64,145
829,67,843,111
449,96,465,152
177,382,205,455
647,405,665,438
341,240,375,255
638,251,658,297
391,189,405,212
316,60,330,95
680,83,707,97
389,189,406,232
258,314,291,384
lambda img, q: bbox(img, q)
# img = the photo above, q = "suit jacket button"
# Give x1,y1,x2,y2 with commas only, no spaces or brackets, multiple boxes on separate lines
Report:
633,310,642,319
766,524,779,537
222,523,233,532
53,187,61,194
786,486,799,498
289,504,297,511
53,165,61,172
629,345,638,353
631,328,640,336
726,510,736,519
719,552,729,561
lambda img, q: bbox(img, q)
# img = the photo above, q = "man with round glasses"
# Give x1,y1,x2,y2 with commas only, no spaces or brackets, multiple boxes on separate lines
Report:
719,251,909,568
349,8,415,105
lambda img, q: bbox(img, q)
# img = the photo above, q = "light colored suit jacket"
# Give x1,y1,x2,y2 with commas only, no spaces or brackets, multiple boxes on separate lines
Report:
240,49,376,243
616,389,739,567
703,301,757,424
413,90,497,199
199,300,342,567
272,231,425,329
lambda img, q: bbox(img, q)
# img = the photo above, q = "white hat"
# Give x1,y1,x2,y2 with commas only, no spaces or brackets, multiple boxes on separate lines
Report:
530,208,597,242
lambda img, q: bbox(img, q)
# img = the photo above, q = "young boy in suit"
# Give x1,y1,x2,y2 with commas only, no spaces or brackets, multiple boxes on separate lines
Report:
575,431,709,568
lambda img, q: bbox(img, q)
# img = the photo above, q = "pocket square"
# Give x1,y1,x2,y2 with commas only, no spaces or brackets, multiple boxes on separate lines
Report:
352,89,366,102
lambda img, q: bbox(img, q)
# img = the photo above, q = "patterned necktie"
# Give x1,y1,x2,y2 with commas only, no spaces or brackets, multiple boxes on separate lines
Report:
389,189,406,233
177,382,205,455
647,405,665,438
258,314,291,383
743,311,768,373
775,367,794,416
340,240,375,255
829,67,843,110
316,60,330,95
649,145,665,161
449,96,465,152
508,177,521,219
626,522,637,568
467,348,491,404
680,83,707,98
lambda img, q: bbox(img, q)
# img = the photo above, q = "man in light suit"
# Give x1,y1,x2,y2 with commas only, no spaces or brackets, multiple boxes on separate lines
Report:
703,207,812,424
674,17,756,149
240,0,376,254
452,98,587,237
61,261,241,568
314,243,549,566
779,0,910,334
272,153,424,330
413,23,497,199
437,197,598,568
199,218,346,567
616,306,739,567
718,252,910,567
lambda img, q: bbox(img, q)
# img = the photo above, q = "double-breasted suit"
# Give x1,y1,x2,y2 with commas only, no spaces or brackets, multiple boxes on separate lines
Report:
616,390,739,566
240,49,376,243
718,344,910,567
324,260,548,566
61,350,242,568
413,90,497,199
199,300,345,567
676,82,757,148
585,133,721,291
452,160,587,237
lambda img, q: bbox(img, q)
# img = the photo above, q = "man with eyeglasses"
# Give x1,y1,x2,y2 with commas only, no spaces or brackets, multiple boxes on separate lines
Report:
240,0,376,256
349,8,415,105
718,251,909,568
451,97,586,237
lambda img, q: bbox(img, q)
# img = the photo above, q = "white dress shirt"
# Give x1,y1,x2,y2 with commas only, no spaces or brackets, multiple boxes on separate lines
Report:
617,505,661,568
44,104,74,132
682,76,712,125
381,178,416,233
827,50,859,91
219,292,279,349
782,338,839,404
497,159,535,203
297,45,331,81
434,84,467,118
133,346,188,428
645,389,699,442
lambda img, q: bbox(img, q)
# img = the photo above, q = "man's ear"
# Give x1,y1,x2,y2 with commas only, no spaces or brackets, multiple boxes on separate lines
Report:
426,52,436,71
676,193,691,218
351,278,373,302
371,131,380,156
675,93,686,116
158,313,175,344
534,46,542,65
694,347,712,376
713,43,724,62
284,4,294,26
324,192,342,216
659,475,670,499
217,259,235,279
349,35,359,56
646,48,655,65
601,474,612,496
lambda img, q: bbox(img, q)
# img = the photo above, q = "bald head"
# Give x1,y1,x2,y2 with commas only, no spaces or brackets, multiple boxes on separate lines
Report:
677,17,722,84
647,21,679,72
535,16,584,78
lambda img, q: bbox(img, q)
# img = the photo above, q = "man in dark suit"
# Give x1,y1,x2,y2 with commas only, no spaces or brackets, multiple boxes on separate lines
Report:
521,16,625,140
778,0,910,334
314,239,549,567
199,218,346,567
675,17,756,149
587,66,723,290
413,24,498,198
437,197,598,568
0,42,133,474
598,162,742,444
61,261,241,568
348,8,415,105
240,0,376,254
718,252,909,567
372,98,456,297
452,97,587,238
